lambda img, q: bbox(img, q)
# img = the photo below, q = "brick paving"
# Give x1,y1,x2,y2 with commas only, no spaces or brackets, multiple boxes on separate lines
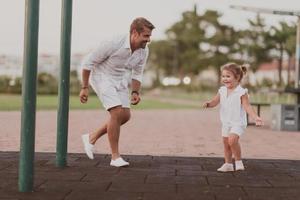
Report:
1,152,300,200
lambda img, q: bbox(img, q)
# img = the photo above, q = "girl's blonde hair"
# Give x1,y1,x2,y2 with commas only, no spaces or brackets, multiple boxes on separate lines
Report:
221,62,248,82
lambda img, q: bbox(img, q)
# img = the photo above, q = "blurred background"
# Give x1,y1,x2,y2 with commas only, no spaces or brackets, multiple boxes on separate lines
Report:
0,0,299,110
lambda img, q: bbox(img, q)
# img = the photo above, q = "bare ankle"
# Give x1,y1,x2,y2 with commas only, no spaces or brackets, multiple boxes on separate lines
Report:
111,153,120,160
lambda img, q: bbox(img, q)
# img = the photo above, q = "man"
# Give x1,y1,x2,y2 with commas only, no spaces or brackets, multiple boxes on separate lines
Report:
79,17,155,167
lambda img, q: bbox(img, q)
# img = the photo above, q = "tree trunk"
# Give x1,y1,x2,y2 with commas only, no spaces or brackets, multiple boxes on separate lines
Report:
278,46,283,86
287,56,291,86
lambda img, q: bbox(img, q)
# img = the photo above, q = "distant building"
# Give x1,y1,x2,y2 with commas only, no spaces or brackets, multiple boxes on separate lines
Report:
248,59,295,85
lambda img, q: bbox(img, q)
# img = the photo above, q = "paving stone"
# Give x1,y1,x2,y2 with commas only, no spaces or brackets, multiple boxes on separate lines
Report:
1,152,300,200
143,193,215,200
38,180,110,193
65,191,143,200
109,182,176,193
208,176,271,187
146,174,207,185
177,185,246,196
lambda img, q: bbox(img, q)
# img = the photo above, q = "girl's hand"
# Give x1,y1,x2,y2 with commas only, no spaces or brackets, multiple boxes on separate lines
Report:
202,102,209,108
255,116,263,126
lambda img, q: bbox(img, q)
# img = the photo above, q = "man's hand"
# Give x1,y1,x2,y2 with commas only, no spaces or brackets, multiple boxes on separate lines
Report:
79,88,89,103
131,92,141,105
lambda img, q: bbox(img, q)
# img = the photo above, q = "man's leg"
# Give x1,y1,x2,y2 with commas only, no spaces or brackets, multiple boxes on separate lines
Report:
107,106,131,160
89,108,131,145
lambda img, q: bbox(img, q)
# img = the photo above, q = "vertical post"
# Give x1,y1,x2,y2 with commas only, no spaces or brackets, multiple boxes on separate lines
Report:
295,17,300,103
18,0,40,192
56,0,73,167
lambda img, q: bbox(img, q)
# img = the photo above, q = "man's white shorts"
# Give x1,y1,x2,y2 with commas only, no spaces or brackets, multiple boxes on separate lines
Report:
90,74,130,110
222,125,246,137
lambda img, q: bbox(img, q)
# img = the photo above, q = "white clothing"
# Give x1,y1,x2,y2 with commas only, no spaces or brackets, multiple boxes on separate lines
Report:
81,34,149,110
218,85,248,136
81,33,148,82
221,125,246,137
90,73,130,110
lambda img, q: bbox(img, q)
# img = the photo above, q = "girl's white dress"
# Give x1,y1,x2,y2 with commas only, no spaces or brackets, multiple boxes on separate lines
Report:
218,85,248,136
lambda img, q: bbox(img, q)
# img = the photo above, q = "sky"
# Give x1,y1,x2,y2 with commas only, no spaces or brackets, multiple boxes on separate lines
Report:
0,0,299,56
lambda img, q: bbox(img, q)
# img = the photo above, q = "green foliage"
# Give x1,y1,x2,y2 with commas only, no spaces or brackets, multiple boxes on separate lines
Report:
0,71,82,95
0,76,10,92
69,70,81,94
148,6,297,89
37,72,58,94
239,15,271,71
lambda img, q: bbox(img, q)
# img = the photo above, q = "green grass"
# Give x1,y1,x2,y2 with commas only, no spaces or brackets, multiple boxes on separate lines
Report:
149,88,297,104
0,90,296,111
0,94,198,111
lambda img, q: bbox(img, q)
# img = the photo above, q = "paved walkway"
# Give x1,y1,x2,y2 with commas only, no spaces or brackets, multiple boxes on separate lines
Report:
1,110,300,159
1,109,300,199
1,152,300,200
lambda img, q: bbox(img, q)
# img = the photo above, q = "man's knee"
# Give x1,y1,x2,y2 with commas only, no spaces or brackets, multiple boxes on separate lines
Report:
121,109,131,124
109,106,123,121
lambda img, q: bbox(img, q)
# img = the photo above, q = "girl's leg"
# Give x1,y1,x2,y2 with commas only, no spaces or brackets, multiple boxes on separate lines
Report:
222,137,233,163
217,137,234,172
228,134,241,160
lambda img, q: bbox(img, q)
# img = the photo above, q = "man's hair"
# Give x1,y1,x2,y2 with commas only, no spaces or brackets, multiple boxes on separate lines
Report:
130,17,155,34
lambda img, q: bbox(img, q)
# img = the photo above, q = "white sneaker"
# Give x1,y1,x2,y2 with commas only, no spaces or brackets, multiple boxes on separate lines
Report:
217,163,234,172
81,134,94,159
235,160,245,171
110,157,129,167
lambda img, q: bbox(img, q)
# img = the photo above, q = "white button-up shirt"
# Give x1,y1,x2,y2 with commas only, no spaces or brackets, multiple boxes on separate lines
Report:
81,33,149,83
218,85,248,127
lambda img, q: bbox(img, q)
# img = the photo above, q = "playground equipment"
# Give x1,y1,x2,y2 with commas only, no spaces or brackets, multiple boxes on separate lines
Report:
19,0,73,192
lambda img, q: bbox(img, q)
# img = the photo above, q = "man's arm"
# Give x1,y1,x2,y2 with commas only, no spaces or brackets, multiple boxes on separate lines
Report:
131,79,141,105
79,37,117,103
79,69,91,103
130,48,149,105
81,40,115,71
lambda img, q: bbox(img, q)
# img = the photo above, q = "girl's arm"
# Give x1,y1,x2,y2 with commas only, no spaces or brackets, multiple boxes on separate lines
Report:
203,93,220,108
241,94,263,126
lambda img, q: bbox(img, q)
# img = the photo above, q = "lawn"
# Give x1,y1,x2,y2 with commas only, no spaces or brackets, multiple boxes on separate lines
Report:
0,94,199,111
0,90,296,111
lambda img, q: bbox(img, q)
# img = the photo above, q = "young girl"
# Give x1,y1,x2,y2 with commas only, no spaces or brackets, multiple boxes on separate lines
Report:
203,63,263,172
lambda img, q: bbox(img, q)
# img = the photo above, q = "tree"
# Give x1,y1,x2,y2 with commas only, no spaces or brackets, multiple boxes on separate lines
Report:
283,22,296,86
165,5,206,78
0,76,10,93
200,10,241,81
266,21,296,86
239,15,271,72
37,72,58,94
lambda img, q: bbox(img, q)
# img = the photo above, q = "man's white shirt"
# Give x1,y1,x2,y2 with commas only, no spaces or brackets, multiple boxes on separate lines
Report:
81,33,149,83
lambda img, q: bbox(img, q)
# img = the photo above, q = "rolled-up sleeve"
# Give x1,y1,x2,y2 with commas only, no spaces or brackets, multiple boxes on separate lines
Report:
132,48,149,83
81,40,116,71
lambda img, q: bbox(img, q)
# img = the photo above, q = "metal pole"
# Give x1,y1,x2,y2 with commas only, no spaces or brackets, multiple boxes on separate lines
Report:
56,0,73,167
18,0,40,192
295,17,300,103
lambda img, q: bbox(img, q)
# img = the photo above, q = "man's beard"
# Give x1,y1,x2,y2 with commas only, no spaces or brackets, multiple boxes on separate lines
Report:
140,42,147,49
